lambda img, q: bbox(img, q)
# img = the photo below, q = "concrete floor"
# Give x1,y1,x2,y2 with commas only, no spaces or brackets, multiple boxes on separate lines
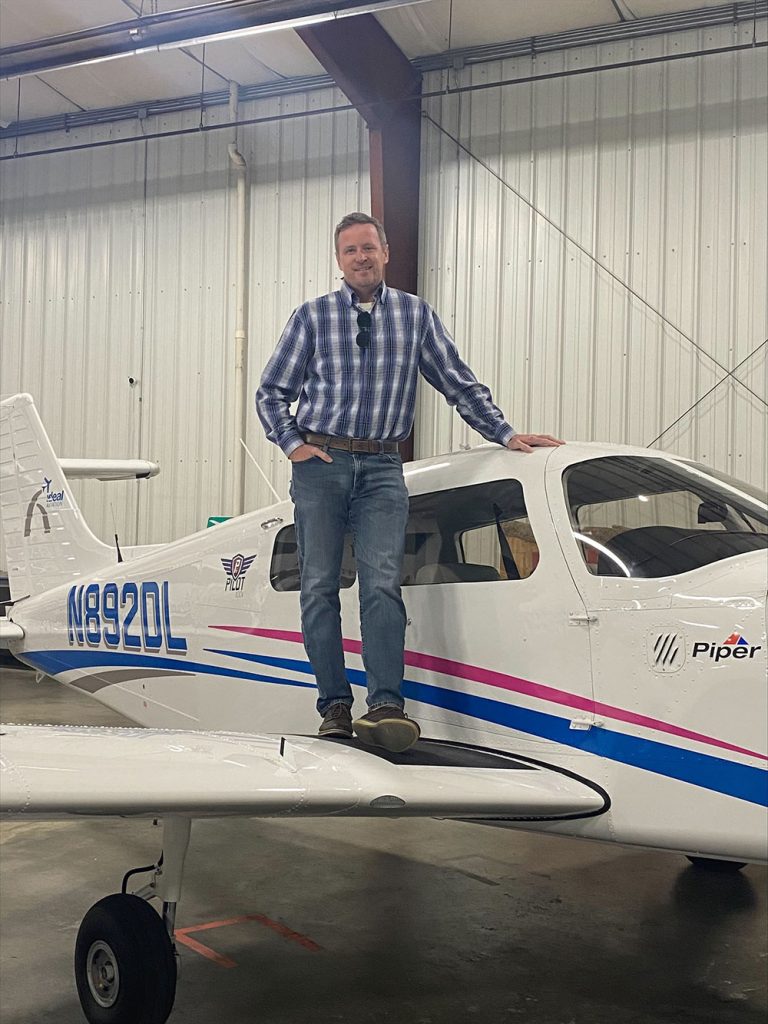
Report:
1,665,766,1024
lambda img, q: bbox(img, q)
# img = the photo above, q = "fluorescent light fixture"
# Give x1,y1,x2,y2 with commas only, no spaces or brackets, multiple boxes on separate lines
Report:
165,0,429,48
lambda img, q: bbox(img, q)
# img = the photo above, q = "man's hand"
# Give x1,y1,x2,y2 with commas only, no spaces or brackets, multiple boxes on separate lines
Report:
289,443,333,463
506,433,565,454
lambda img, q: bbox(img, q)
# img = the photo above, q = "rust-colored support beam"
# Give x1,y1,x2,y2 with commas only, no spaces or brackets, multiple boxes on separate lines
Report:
298,15,421,458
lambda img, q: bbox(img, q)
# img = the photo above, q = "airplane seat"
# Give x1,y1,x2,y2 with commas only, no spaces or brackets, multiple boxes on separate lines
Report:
413,563,503,585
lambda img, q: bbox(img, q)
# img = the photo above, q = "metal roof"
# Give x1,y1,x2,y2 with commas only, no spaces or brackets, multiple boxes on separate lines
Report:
1,0,760,135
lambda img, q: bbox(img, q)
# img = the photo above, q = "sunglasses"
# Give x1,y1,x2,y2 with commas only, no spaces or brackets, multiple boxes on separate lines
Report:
356,311,371,349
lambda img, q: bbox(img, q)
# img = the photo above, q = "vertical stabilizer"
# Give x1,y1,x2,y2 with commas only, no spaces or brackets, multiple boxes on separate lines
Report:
0,394,114,601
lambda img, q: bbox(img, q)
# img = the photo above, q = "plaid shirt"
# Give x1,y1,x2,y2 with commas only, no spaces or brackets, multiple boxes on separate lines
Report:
257,280,515,456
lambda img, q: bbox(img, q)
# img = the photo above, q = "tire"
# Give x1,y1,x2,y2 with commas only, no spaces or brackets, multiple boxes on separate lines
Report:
74,894,177,1024
687,856,747,872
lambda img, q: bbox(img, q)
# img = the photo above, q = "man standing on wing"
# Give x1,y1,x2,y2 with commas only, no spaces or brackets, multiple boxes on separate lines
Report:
257,212,563,753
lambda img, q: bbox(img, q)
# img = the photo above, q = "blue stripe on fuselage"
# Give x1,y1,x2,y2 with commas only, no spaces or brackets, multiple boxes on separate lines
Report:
22,649,316,690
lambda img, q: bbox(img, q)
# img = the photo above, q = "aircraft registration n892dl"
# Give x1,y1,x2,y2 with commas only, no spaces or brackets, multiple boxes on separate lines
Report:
66,580,188,653
1,392,766,1024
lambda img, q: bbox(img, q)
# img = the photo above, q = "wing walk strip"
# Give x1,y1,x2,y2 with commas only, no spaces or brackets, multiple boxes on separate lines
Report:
19,636,768,808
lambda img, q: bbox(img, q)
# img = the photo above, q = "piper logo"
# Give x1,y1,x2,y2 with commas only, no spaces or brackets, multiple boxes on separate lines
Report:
692,633,762,663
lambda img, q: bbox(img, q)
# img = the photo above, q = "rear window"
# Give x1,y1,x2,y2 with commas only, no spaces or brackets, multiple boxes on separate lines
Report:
564,456,767,578
402,479,538,585
269,479,538,590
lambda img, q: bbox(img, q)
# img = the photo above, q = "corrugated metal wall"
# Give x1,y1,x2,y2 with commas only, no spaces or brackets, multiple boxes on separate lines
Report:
417,19,768,487
1,20,766,554
0,88,369,549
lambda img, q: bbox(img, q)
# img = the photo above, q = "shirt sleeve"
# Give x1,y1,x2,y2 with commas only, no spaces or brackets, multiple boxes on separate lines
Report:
418,305,516,447
256,305,314,456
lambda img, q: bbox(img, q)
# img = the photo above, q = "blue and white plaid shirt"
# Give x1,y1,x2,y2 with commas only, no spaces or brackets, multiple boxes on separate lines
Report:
257,280,515,456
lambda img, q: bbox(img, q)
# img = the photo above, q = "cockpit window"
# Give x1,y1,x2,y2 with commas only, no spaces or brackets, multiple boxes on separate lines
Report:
564,456,767,578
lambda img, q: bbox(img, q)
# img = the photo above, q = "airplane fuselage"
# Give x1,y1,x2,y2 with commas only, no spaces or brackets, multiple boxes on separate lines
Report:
8,443,767,864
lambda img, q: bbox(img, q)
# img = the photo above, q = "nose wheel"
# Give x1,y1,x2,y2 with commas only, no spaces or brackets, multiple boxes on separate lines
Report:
75,893,177,1024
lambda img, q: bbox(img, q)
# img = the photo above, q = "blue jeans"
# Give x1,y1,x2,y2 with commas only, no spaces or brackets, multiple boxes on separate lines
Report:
290,450,409,715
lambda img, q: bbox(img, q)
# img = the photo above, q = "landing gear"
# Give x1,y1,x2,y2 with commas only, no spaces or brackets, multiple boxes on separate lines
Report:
74,817,191,1024
75,894,176,1024
687,855,747,872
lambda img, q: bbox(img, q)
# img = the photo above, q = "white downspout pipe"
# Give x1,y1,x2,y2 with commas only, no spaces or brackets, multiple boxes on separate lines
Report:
228,81,248,516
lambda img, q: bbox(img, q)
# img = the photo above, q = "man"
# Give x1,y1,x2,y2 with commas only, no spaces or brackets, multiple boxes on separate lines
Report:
257,212,562,753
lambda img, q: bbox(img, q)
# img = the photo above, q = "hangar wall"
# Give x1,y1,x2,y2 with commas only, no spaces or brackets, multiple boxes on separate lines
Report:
0,88,369,549
1,19,766,553
416,19,767,484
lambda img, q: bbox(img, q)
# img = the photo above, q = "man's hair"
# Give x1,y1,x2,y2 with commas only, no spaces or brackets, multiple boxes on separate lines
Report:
334,212,388,252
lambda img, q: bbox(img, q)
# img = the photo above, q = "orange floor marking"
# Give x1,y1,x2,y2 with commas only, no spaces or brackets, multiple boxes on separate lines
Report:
175,912,321,968
174,931,238,969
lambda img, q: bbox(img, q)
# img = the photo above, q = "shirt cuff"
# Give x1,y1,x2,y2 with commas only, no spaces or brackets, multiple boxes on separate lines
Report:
281,434,305,457
497,425,516,447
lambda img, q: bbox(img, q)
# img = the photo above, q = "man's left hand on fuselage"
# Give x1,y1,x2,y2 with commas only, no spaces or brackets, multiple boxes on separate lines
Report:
507,433,565,453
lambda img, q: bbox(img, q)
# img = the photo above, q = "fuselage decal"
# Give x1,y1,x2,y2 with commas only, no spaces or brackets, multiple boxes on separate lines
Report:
22,649,316,691
209,625,768,763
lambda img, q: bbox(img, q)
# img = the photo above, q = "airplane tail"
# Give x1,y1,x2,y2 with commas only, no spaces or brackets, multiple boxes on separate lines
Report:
0,393,115,602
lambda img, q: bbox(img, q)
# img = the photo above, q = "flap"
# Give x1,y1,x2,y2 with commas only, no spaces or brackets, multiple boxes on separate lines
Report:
0,725,607,820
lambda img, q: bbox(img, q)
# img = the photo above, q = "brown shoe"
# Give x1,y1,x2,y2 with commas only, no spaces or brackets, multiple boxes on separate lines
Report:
319,703,353,738
353,705,420,753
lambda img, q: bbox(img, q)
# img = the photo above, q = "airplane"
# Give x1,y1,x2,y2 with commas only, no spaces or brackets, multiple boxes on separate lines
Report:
0,391,766,1024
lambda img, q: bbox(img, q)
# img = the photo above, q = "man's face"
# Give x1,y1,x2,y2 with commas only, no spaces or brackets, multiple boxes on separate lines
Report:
336,223,389,298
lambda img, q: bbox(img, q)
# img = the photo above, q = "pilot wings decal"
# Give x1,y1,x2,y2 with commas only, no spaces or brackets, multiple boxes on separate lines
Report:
221,553,256,594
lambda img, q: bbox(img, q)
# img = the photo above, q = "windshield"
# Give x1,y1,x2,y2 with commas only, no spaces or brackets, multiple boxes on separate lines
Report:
564,456,767,578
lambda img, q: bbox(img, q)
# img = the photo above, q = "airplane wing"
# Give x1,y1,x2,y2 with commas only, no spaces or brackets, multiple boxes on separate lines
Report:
0,724,607,821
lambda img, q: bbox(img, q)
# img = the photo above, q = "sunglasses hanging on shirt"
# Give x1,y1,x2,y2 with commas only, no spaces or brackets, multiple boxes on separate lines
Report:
356,311,371,349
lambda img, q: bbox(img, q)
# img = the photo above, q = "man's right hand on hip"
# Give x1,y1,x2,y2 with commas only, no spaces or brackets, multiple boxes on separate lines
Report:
289,444,333,463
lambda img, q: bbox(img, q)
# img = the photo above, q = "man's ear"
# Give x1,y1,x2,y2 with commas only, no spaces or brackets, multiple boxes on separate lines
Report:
383,245,390,265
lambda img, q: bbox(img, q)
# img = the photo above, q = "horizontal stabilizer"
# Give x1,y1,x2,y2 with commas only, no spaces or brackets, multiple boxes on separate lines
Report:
59,458,160,481
0,725,607,821
0,619,24,645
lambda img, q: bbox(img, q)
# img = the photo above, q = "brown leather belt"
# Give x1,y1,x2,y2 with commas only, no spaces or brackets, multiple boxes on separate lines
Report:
304,432,400,454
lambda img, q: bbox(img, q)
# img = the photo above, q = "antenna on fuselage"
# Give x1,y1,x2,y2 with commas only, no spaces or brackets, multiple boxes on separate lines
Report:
109,502,124,563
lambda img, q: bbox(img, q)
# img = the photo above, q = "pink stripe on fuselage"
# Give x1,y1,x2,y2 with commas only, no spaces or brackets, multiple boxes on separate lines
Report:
209,624,768,762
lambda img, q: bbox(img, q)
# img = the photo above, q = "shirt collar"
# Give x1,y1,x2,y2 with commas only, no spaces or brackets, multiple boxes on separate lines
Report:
339,279,388,307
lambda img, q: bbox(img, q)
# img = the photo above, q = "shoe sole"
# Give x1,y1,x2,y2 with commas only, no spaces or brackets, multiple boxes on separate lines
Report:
353,717,420,753
318,725,353,739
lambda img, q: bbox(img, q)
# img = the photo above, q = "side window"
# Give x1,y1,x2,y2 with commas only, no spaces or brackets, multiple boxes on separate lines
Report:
270,526,356,592
403,479,538,586
271,480,540,590
565,457,768,578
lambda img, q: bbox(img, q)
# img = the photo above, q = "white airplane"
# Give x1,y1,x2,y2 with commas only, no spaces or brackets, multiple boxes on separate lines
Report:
1,392,766,1024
